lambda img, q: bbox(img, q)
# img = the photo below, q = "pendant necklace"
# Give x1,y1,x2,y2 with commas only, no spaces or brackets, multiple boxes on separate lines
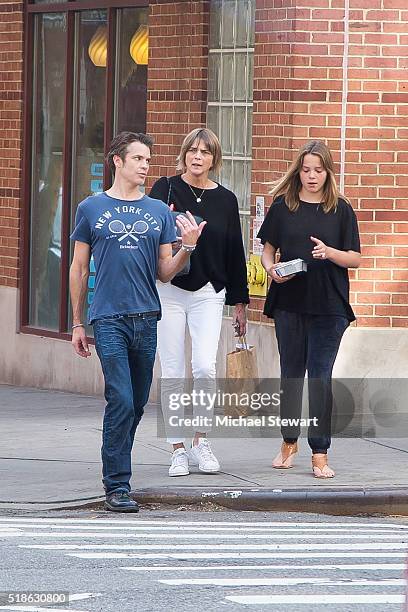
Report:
186,182,206,204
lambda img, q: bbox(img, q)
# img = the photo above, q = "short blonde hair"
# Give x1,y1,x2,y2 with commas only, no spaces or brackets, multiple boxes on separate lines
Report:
176,128,223,174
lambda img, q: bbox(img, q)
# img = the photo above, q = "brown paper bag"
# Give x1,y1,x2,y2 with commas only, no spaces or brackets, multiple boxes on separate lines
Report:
225,337,259,417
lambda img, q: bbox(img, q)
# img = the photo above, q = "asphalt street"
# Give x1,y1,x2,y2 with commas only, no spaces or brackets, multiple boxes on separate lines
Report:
0,509,407,612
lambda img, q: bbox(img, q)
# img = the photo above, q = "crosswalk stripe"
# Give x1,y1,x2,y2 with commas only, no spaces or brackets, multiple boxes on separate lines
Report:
0,523,405,534
65,543,408,559
3,532,408,543
67,552,407,560
0,518,405,528
225,593,405,605
9,535,407,548
20,545,408,559
17,542,407,550
0,521,408,537
3,528,406,540
160,577,406,586
122,563,405,571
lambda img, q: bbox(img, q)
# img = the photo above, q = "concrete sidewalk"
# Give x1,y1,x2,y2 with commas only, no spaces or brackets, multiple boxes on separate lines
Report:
1,384,407,515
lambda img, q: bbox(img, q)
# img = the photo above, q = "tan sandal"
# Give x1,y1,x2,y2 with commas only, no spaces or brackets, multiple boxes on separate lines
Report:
312,453,335,478
272,441,298,469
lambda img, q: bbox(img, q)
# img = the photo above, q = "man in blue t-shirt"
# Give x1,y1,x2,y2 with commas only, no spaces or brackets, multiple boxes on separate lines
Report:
70,132,206,512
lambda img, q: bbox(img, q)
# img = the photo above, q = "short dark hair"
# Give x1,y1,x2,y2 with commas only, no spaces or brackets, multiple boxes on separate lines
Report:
106,132,154,175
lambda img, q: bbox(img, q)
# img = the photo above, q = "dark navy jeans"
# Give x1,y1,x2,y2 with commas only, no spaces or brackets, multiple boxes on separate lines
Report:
93,314,157,495
274,309,349,454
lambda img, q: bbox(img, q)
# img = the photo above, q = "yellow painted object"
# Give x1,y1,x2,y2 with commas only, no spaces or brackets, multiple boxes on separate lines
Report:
247,253,267,297
88,26,108,67
130,25,149,65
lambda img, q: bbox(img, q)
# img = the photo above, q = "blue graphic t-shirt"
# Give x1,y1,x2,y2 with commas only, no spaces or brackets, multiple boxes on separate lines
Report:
70,192,176,323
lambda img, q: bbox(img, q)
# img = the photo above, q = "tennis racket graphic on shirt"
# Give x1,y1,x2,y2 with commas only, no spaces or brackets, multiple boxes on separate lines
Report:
108,220,149,242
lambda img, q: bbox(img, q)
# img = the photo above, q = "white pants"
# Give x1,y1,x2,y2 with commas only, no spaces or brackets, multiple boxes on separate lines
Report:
157,281,225,444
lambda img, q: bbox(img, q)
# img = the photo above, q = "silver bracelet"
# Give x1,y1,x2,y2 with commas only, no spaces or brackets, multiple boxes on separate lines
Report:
181,244,196,253
72,323,85,329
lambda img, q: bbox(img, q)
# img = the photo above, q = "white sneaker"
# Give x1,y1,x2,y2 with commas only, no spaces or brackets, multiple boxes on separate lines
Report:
168,448,189,477
188,438,220,473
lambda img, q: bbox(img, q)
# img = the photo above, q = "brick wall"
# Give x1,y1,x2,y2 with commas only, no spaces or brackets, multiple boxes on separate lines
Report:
251,0,408,328
0,1,23,288
146,0,210,186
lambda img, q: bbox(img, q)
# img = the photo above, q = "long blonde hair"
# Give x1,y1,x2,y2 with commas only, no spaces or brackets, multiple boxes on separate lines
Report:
269,140,345,213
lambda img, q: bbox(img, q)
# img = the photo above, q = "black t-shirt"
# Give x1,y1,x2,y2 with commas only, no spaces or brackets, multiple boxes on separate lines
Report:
149,175,249,305
257,195,361,321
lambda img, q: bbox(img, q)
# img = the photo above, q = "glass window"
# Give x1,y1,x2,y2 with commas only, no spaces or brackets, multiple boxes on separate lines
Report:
208,53,220,102
233,106,246,156
69,10,107,331
232,160,250,209
220,107,233,156
29,13,67,330
221,53,234,101
246,109,252,156
25,4,149,335
114,8,148,134
71,10,107,224
207,106,218,135
234,53,248,101
209,0,222,49
236,0,254,47
246,53,254,101
207,0,255,252
248,1,255,47
221,0,235,49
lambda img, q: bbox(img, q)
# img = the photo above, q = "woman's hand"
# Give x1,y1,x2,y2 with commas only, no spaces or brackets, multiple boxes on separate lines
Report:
311,236,361,268
267,263,295,284
261,242,294,284
311,236,331,260
175,211,207,246
233,303,247,337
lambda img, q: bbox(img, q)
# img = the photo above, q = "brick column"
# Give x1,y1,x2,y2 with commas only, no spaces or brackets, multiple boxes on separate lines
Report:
0,1,23,288
146,0,210,186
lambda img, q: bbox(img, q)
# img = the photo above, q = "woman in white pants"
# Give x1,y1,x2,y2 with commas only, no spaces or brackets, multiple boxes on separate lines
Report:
150,128,249,476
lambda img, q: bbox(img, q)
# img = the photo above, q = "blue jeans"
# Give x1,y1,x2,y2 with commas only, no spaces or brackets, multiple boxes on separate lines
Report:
274,309,349,453
93,314,157,495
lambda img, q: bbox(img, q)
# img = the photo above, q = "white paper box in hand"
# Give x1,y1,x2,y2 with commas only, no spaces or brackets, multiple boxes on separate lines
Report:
275,258,307,277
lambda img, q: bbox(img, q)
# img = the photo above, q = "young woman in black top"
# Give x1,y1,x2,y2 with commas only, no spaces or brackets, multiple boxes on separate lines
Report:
258,140,361,478
150,128,249,477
